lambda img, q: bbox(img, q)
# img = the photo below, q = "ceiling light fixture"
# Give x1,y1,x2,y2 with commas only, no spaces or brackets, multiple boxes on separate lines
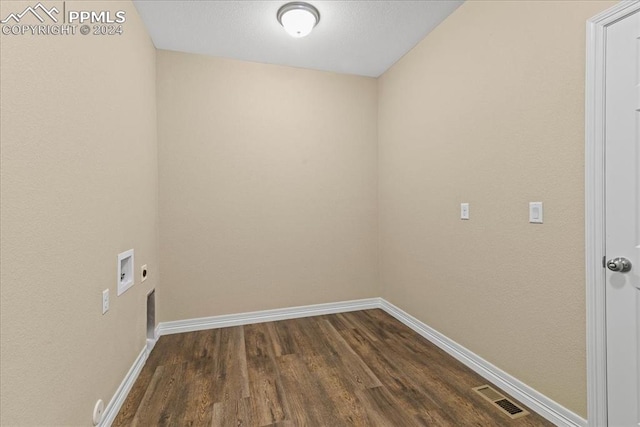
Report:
277,2,320,38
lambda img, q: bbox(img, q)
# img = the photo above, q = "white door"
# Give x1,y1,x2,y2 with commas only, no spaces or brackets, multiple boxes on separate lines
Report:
605,8,640,427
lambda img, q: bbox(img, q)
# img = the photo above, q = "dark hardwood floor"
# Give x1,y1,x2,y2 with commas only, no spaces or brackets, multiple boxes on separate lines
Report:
114,309,553,426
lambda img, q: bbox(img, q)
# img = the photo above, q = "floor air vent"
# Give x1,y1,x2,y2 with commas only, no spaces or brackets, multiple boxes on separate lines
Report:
472,385,529,419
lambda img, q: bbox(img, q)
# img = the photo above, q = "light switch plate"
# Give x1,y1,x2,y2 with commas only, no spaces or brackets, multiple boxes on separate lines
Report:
460,203,469,220
529,202,543,223
102,289,109,314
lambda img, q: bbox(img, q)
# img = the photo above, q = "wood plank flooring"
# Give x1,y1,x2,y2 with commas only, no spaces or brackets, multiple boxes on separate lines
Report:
114,309,553,426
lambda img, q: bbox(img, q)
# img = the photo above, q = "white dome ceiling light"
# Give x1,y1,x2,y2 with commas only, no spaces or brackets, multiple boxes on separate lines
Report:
277,2,320,38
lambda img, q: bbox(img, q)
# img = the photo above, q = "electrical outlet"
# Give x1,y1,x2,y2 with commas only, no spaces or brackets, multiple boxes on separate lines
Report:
529,202,543,223
460,203,469,220
93,399,104,425
141,264,148,283
102,289,109,314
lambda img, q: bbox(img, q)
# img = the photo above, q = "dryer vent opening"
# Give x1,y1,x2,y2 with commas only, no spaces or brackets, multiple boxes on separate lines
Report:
146,289,155,341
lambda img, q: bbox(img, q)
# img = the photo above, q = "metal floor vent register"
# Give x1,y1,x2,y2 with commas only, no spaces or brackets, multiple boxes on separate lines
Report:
472,385,529,419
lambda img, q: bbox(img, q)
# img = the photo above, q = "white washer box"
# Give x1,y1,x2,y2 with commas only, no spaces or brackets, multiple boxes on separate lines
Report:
117,249,134,296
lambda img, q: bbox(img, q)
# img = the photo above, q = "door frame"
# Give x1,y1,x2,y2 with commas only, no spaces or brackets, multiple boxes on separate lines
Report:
585,1,640,426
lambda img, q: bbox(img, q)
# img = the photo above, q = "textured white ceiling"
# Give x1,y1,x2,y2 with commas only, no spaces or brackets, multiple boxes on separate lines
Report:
133,1,463,77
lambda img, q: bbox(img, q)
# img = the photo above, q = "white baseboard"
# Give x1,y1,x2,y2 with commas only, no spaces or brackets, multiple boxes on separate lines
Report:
145,325,160,352
100,345,149,427
106,297,584,427
378,299,586,427
156,297,382,336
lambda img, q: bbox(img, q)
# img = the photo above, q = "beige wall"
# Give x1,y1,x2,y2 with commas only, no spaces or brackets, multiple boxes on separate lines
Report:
0,1,158,425
156,51,379,321
378,0,614,417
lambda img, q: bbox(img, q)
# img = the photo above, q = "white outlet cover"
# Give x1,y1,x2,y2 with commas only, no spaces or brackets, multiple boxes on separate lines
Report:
460,203,469,220
92,399,104,425
529,202,543,223
102,289,109,315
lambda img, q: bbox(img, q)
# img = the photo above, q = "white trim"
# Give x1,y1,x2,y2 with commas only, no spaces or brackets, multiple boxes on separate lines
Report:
379,299,586,427
156,298,382,336
145,325,160,352
146,337,157,352
585,2,640,426
106,297,585,426
100,345,149,427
